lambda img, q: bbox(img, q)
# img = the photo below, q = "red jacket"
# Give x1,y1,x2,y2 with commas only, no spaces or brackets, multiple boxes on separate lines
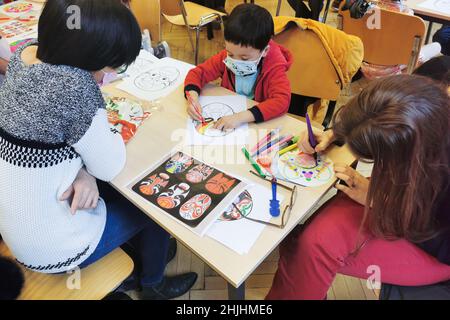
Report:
184,40,293,122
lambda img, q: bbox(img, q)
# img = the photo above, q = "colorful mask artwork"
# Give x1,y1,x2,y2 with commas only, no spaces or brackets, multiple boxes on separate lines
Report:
105,96,151,143
276,151,334,187
131,151,245,232
193,103,235,137
165,152,194,174
4,2,32,14
179,194,212,220
134,66,180,92
186,164,214,184
138,172,170,196
157,183,191,209
219,191,253,221
205,173,237,195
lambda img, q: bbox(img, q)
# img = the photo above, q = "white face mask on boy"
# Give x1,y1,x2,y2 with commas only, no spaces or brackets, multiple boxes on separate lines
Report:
223,46,269,77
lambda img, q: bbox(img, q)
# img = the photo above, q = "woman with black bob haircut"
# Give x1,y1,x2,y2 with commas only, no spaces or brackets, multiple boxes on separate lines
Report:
37,0,141,71
0,0,197,300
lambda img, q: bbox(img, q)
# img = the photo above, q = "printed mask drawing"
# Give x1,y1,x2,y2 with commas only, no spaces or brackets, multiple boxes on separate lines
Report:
157,183,191,209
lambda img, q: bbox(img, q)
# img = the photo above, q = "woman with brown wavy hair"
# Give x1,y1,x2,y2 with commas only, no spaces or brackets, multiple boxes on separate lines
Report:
267,75,450,299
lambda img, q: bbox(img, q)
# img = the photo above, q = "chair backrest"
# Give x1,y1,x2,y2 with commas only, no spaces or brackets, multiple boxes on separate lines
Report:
338,8,426,68
0,242,134,300
273,23,342,100
160,0,183,16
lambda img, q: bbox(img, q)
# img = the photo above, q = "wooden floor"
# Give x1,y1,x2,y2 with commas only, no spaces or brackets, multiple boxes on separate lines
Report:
128,0,380,300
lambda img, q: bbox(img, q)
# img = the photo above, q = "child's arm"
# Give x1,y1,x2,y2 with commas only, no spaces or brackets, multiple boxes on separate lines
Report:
250,64,291,123
184,50,227,95
213,65,291,129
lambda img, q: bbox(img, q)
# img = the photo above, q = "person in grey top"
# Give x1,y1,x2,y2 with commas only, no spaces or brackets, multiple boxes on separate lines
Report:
0,0,196,299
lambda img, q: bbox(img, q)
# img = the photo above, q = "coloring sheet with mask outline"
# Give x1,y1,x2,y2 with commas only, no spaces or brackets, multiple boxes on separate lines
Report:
128,148,249,236
272,150,335,187
117,57,194,101
185,95,249,146
121,49,159,78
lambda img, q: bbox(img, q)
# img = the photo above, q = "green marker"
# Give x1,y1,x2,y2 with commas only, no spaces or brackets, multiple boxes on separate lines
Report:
242,147,266,178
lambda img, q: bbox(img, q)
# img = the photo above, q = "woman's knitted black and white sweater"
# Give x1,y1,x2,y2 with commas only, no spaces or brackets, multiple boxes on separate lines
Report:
0,42,126,273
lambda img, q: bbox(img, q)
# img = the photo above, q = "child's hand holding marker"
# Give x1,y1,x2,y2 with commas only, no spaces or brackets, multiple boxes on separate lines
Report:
186,90,203,122
213,110,255,131
297,129,335,154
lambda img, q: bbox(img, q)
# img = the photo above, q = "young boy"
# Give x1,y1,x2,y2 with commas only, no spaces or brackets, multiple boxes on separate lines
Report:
184,4,292,131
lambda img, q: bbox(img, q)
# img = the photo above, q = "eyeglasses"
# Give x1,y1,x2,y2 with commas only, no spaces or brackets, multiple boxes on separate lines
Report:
116,64,128,75
232,171,297,229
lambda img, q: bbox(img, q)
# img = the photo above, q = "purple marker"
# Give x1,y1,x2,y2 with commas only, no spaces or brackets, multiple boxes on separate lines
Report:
306,113,318,165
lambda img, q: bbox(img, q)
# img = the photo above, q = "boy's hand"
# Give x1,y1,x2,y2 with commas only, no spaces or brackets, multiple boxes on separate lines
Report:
213,111,255,131
60,168,99,215
334,165,369,206
186,91,203,121
297,129,335,154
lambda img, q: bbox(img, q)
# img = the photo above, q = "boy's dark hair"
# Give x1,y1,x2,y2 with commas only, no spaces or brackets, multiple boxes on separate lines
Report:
414,56,450,86
37,0,141,71
224,4,274,51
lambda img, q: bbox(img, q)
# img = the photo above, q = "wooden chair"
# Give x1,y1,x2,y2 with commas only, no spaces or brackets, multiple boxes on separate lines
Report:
274,21,348,128
0,242,134,300
337,7,426,74
244,0,332,21
160,0,226,65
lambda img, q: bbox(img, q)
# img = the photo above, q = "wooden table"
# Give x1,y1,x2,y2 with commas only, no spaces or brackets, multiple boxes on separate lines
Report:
0,0,356,300
405,0,450,42
104,81,355,299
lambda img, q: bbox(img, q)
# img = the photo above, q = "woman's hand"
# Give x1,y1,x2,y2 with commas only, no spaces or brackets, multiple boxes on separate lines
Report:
186,91,203,121
60,168,99,215
297,129,335,154
334,164,369,206
213,111,255,131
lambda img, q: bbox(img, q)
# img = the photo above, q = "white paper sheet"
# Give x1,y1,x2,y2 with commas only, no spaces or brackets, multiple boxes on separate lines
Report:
117,57,194,102
184,95,249,146
123,50,159,78
418,0,450,14
207,184,284,255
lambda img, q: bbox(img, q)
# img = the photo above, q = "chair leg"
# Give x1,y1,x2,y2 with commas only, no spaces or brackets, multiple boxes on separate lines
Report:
322,0,331,23
276,0,282,16
195,27,201,65
185,25,195,51
322,100,336,129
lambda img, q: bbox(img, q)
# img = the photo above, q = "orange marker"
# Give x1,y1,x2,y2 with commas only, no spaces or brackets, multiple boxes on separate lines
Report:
186,91,205,124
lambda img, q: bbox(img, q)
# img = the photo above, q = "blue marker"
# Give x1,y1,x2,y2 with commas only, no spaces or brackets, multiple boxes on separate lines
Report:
269,178,280,217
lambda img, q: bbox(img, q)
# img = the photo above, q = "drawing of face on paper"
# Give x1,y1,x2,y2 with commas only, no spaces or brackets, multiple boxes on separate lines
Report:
205,173,237,195
185,164,214,184
277,151,334,187
157,183,190,209
138,172,170,196
193,103,235,137
165,152,194,174
134,67,180,92
219,190,253,222
179,194,212,220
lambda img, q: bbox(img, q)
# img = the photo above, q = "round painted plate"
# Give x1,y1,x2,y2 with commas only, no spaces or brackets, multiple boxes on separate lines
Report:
274,151,335,187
